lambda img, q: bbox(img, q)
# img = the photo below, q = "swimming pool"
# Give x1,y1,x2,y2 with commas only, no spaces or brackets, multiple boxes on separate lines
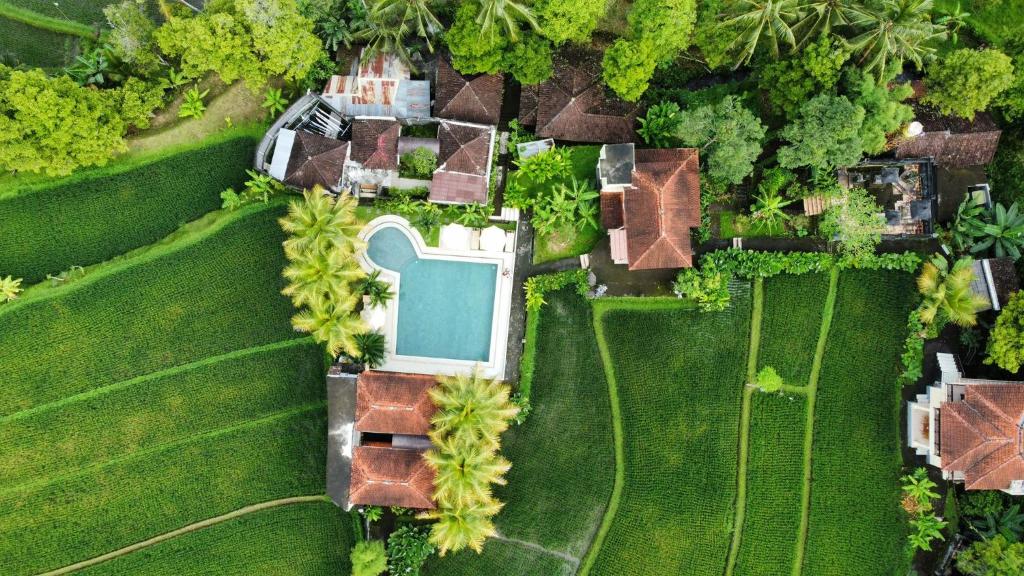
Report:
365,226,498,362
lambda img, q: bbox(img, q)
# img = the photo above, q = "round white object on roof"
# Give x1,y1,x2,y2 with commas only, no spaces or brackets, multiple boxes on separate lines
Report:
907,121,924,137
439,223,472,250
480,226,506,252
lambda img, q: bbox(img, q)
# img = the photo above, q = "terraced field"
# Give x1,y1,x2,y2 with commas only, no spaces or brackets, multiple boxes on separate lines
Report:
0,15,78,68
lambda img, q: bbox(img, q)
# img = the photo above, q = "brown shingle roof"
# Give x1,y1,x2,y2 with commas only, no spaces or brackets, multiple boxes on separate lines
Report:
435,56,504,125
284,131,349,191
622,148,701,270
349,446,436,509
896,108,1001,167
941,383,1024,490
601,190,624,229
519,50,637,143
355,371,437,436
350,119,400,170
429,171,488,204
437,120,491,176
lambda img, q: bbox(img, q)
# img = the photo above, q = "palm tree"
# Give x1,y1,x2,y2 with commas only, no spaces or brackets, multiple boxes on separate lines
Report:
723,0,800,67
353,330,387,368
793,0,864,48
279,187,364,256
474,0,539,41
425,436,512,509
367,0,442,52
917,255,987,328
418,498,503,555
973,202,1024,260
0,275,22,303
291,291,368,358
429,371,520,452
355,269,395,307
846,0,945,80
282,244,365,308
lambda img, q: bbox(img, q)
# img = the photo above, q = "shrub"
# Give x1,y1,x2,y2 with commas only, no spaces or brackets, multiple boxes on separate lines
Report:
351,540,387,576
524,269,589,311
672,262,732,311
387,525,434,576
0,275,22,303
513,147,571,184
638,101,683,148
957,535,1024,575
960,491,1006,518
399,148,437,180
985,290,1024,373
700,249,921,280
353,331,386,368
755,366,783,392
923,48,1015,120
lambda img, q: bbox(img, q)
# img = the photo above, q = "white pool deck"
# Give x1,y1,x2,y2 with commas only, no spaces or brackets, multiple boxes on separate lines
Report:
357,215,516,379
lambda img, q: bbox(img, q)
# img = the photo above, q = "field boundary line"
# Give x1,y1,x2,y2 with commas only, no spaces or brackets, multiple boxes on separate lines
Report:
492,533,580,567
725,278,763,576
0,337,314,424
577,300,627,576
791,267,839,576
0,199,284,315
1,401,325,497
0,1,94,37
36,495,331,575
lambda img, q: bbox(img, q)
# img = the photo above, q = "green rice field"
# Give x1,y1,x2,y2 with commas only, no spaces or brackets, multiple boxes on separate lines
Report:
4,0,158,27
758,272,830,385
0,15,77,68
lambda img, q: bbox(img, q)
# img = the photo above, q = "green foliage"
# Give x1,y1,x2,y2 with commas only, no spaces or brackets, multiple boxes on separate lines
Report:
351,540,388,576
601,38,658,103
722,0,798,66
820,187,886,259
972,201,1024,260
399,147,438,179
957,535,1024,576
672,261,732,311
960,490,1007,518
474,0,539,41
951,195,994,253
0,129,260,284
353,330,386,368
262,86,288,115
996,54,1024,121
694,0,734,68
365,0,443,54
113,76,166,130
446,3,505,75
534,0,604,44
0,274,21,303
923,47,1015,120
627,0,698,64
513,147,571,187
846,0,946,81
356,269,394,307
178,85,210,119
103,0,161,76
523,269,589,311
845,68,914,154
638,101,683,148
985,290,1024,373
502,32,553,85
0,66,127,176
908,513,947,551
755,365,783,391
758,35,849,118
901,467,939,510
387,525,434,576
532,176,600,236
701,248,921,279
155,0,325,89
751,185,795,234
917,254,986,328
779,94,865,172
675,95,766,185
971,503,1024,541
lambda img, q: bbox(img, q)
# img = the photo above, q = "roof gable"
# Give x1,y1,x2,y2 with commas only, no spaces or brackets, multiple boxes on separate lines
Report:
940,383,1024,490
284,131,348,191
349,446,435,509
622,148,701,270
437,120,491,176
355,371,437,436
351,119,400,170
435,57,504,125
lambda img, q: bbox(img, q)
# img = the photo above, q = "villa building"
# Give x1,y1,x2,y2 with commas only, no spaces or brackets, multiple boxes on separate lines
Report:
433,56,504,126
908,353,1024,495
596,143,702,270
519,49,638,143
896,109,1002,169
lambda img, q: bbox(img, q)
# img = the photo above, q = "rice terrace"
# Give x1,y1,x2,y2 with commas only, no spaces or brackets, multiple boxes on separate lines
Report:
2,0,1024,574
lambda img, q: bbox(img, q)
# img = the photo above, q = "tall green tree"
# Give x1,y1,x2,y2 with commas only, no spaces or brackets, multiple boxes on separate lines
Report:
758,35,849,118
957,535,1024,576
916,254,987,328
778,94,865,172
428,371,520,451
366,0,442,52
103,0,161,76
986,291,1024,373
281,244,365,307
418,499,503,556
722,0,799,67
291,291,367,357
844,68,913,154
534,0,605,44
923,48,1015,120
425,436,511,509
279,188,364,255
602,38,658,103
847,0,945,81
351,540,388,576
675,95,766,185
820,186,886,258
474,0,538,40
792,0,863,47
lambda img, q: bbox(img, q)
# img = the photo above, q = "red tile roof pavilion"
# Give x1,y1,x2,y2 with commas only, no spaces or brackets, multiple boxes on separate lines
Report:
349,446,436,509
355,371,436,436
941,383,1024,490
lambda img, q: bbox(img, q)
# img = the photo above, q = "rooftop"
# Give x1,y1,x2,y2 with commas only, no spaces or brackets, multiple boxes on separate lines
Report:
279,130,349,191
350,119,400,171
434,56,504,125
941,383,1024,491
355,371,437,436
349,446,436,509
896,108,1001,168
430,120,494,205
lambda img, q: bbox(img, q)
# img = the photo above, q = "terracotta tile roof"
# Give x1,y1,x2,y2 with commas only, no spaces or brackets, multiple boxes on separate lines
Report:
283,131,349,191
622,148,701,270
349,446,436,509
519,50,637,143
350,119,400,170
601,190,624,229
355,371,437,436
941,383,1024,490
896,108,1001,167
437,121,491,176
434,56,504,125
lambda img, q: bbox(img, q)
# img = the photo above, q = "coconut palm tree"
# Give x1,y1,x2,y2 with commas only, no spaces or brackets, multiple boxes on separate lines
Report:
917,255,987,328
972,202,1024,260
356,269,395,307
846,0,945,80
429,371,520,452
723,0,800,67
418,498,503,555
367,0,442,52
291,291,368,358
282,244,366,308
474,0,538,41
425,436,512,509
279,187,364,256
0,275,22,303
793,0,864,48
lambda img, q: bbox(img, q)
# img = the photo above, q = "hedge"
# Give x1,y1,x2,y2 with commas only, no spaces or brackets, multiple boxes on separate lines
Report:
0,202,296,416
0,128,261,283
702,248,921,280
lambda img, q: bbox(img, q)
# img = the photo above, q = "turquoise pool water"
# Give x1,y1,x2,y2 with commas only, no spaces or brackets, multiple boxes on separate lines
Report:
366,226,498,362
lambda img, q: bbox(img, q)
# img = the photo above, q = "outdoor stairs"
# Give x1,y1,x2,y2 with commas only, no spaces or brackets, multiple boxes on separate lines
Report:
492,206,520,223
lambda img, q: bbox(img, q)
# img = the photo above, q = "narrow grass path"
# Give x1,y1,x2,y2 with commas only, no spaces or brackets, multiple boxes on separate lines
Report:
724,278,764,576
0,1,93,37
791,268,840,576
36,495,331,576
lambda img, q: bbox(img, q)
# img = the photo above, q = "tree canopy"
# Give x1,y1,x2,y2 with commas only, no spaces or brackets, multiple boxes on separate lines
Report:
986,291,1024,373
845,68,914,154
923,47,1015,120
820,186,886,259
675,95,767,185
778,94,865,172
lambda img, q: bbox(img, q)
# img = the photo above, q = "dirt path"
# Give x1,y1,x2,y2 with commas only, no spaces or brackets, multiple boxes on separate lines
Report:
492,533,581,567
37,495,330,575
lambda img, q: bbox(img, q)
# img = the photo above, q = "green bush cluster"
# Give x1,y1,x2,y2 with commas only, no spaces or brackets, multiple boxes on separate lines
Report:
701,248,921,280
399,148,438,180
672,261,731,311
523,269,589,311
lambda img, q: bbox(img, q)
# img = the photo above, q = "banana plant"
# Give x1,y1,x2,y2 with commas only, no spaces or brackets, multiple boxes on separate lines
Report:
973,201,1024,260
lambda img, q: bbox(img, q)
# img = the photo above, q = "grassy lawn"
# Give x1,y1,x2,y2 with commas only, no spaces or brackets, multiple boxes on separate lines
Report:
0,202,295,416
802,270,915,576
0,127,261,283
758,273,831,385
718,210,777,239
4,0,160,27
733,393,807,576
78,501,354,575
589,295,751,576
0,15,77,69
